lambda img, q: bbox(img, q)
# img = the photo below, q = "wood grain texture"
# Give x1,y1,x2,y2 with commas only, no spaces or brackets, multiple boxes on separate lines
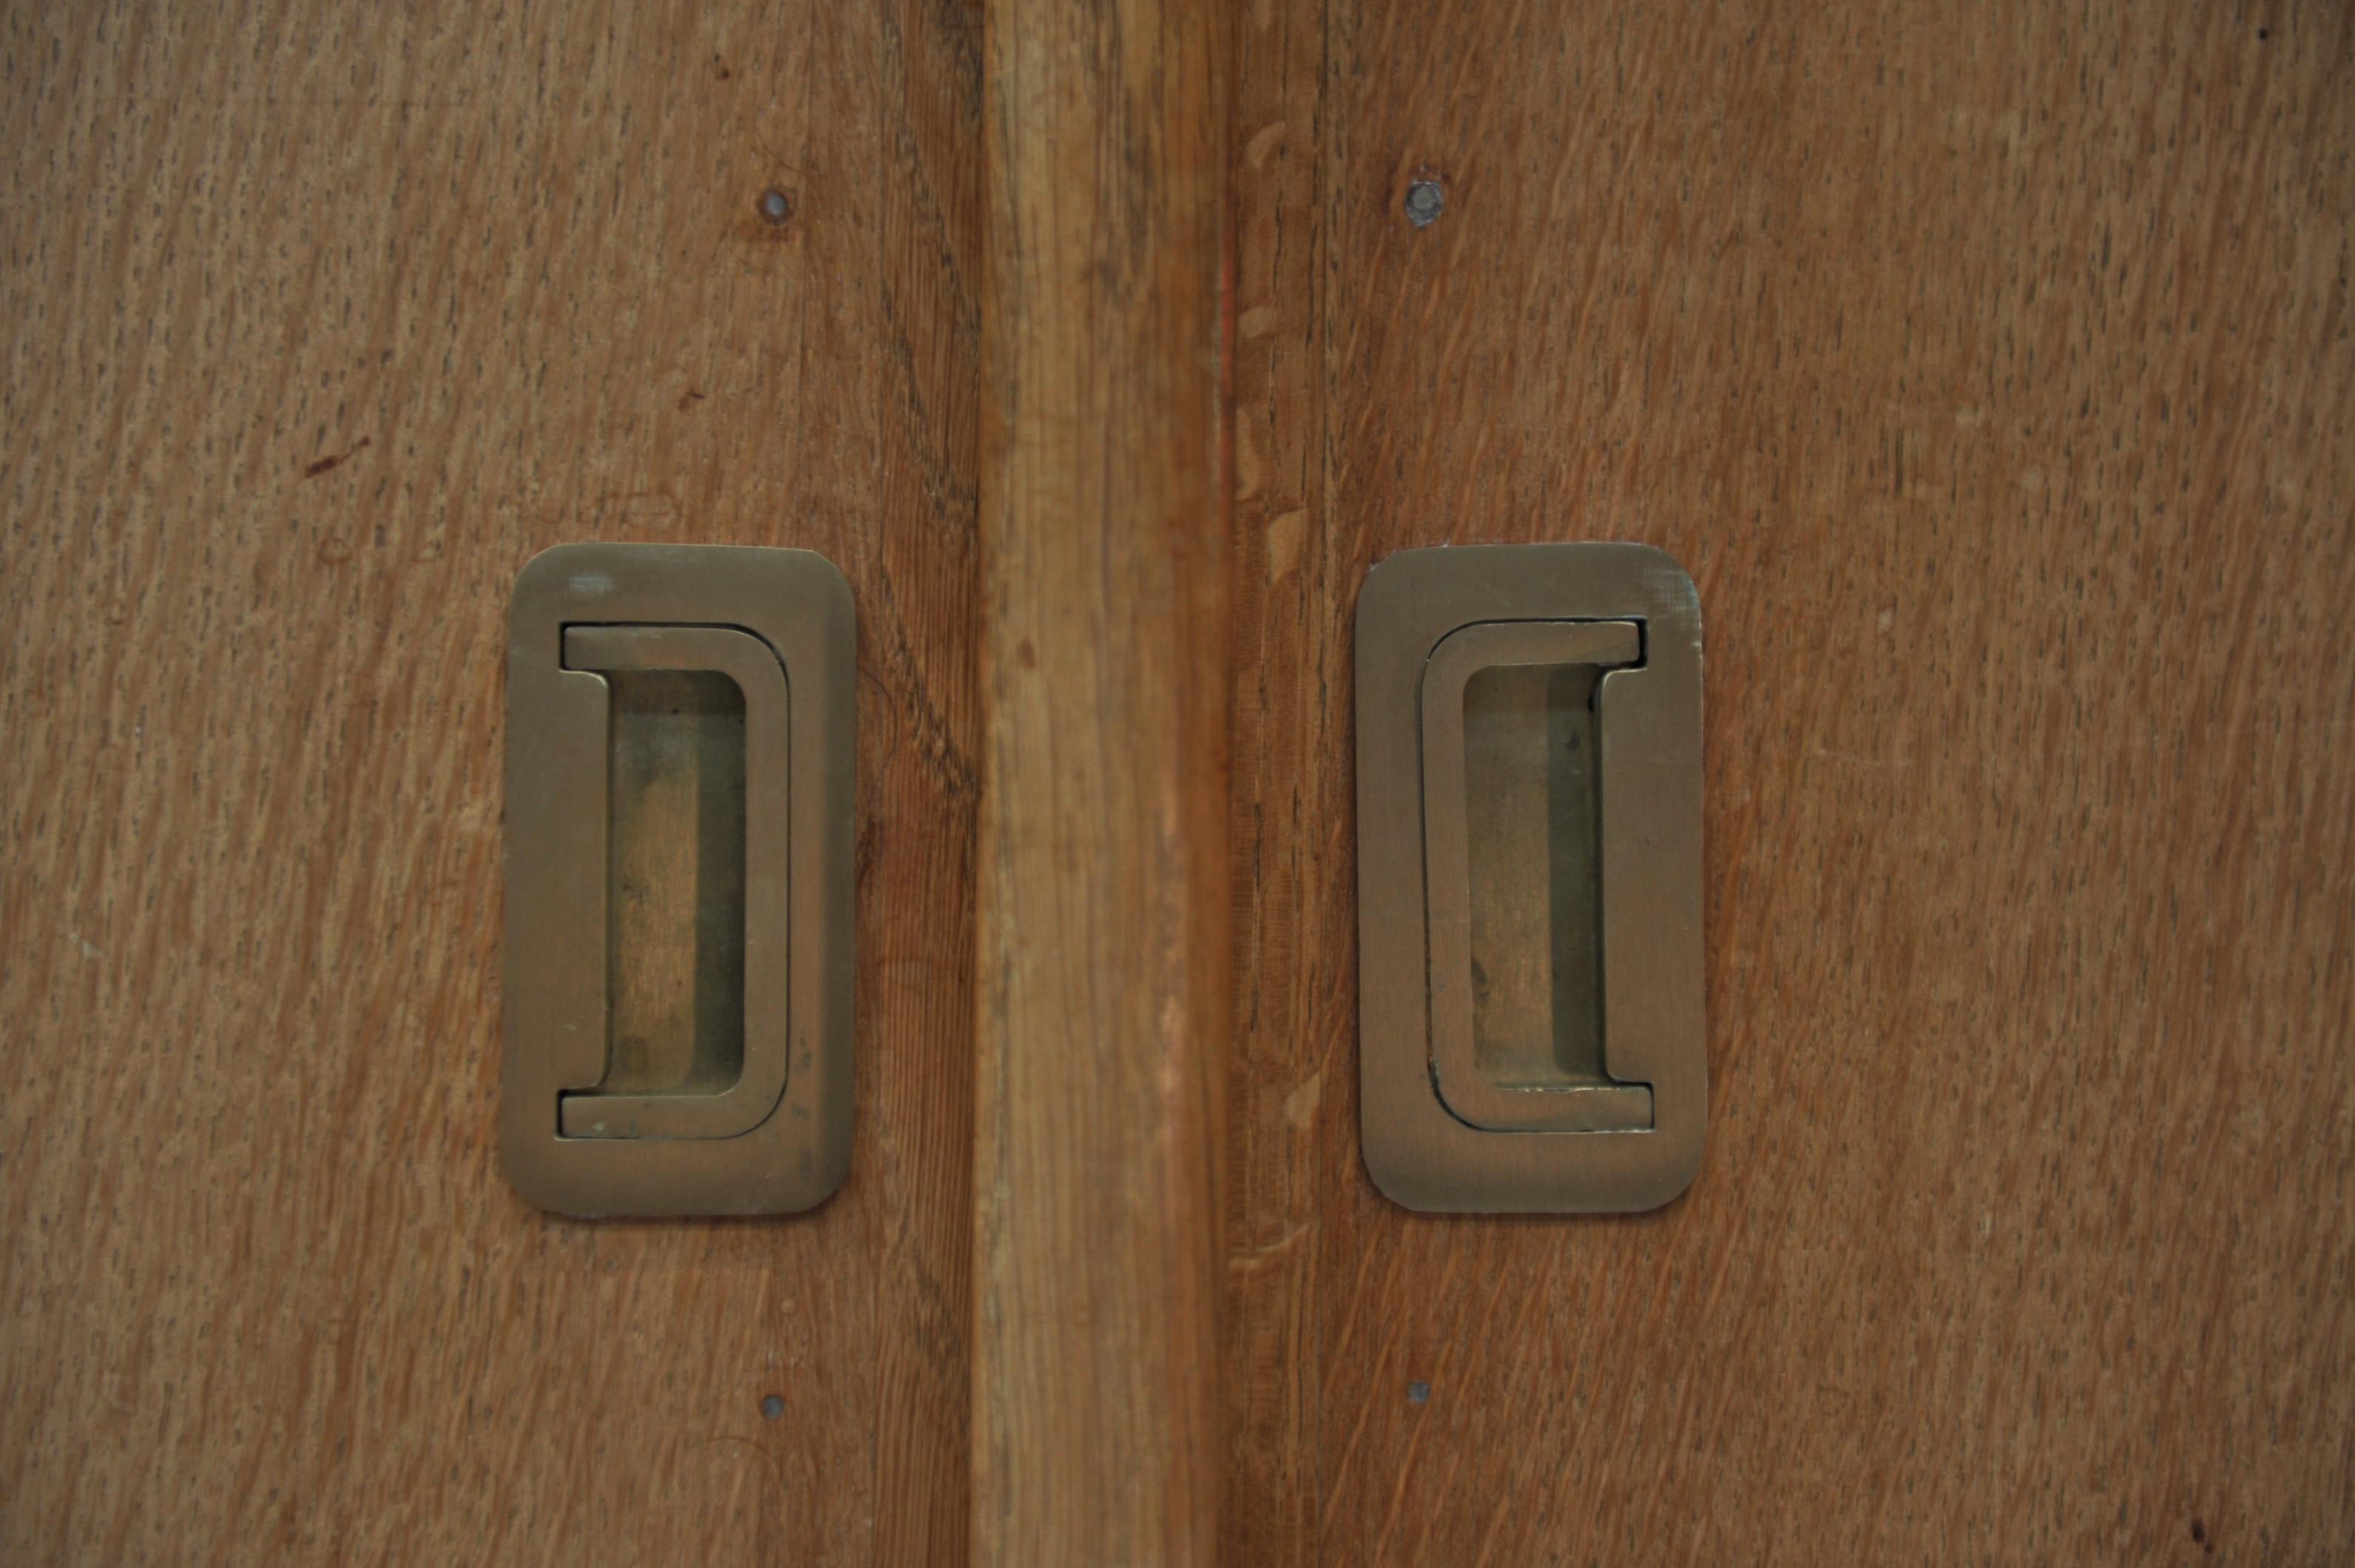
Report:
0,1,980,1561
1223,0,1333,1553
971,0,1232,1559
1226,0,2355,1561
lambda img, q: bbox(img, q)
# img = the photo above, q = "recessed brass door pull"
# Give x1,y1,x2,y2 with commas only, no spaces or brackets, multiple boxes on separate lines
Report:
502,544,854,1217
1356,543,1706,1214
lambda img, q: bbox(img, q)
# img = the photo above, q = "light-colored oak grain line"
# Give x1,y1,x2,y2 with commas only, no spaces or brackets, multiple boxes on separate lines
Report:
972,0,1234,1560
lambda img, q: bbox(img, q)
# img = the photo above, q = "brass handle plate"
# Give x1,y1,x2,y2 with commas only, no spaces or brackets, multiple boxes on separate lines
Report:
1356,543,1706,1214
501,544,854,1217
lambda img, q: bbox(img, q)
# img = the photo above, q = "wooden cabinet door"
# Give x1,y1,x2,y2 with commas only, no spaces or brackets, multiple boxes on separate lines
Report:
1221,0,2355,1561
9,1,2351,1563
4,6,979,1561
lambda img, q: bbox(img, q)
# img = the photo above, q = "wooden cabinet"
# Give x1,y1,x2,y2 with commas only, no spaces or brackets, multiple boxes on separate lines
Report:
1223,4,2355,1558
6,1,2349,1561
3,5,980,1559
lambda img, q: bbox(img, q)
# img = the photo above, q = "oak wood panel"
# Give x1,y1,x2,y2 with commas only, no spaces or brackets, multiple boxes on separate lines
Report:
1226,0,2355,1560
1224,0,1334,1553
0,2,979,1561
971,0,1233,1558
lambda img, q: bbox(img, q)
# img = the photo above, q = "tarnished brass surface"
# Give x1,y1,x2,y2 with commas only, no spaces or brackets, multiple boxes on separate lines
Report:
1356,543,1704,1212
504,544,854,1217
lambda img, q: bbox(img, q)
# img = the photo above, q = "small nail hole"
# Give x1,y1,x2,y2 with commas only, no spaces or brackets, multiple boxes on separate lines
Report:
760,1393,785,1420
759,189,794,225
1405,180,1445,228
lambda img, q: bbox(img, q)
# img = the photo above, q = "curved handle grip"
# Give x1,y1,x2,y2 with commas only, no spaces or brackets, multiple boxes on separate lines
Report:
556,624,792,1140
